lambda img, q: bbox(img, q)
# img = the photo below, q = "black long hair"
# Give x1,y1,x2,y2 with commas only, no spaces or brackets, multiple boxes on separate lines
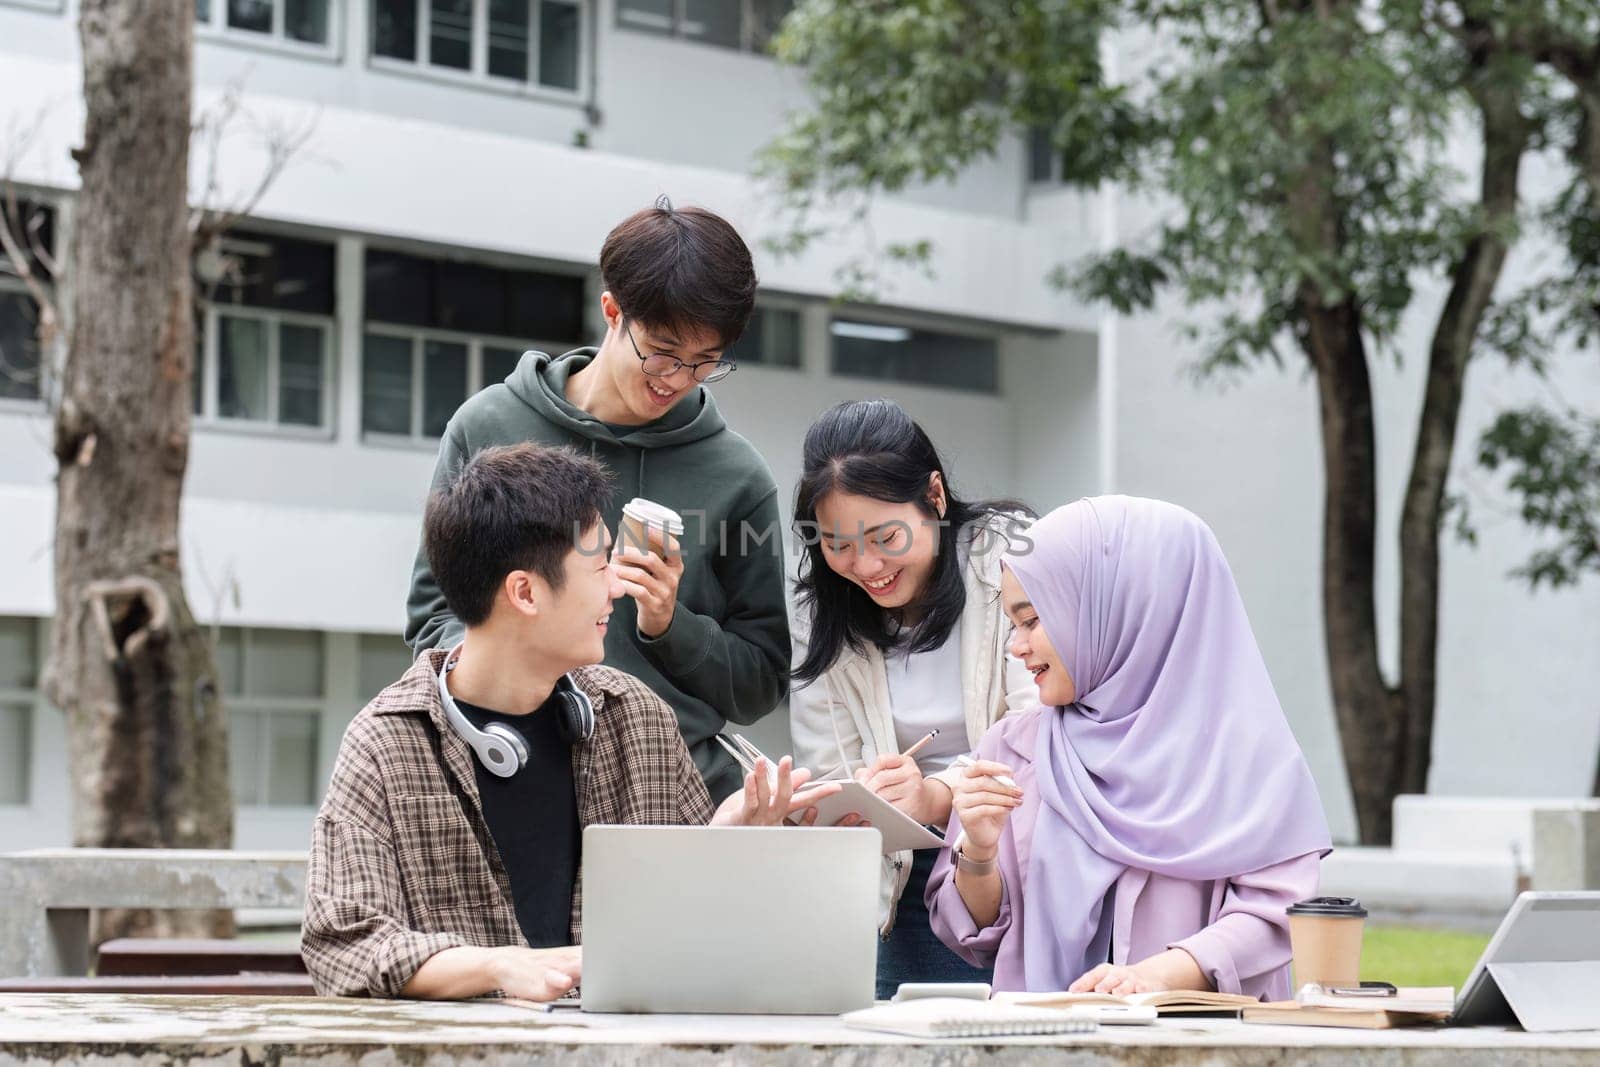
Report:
791,399,1032,685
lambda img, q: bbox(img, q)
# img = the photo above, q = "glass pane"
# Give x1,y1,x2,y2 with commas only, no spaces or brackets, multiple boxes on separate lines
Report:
1028,125,1054,183
538,0,579,89
0,617,39,691
422,340,467,438
229,709,263,806
362,333,414,435
247,628,324,698
364,249,431,327
728,306,801,368
488,0,530,80
748,0,793,53
429,0,473,69
227,0,273,33
196,0,213,24
358,634,415,700
266,712,319,806
285,0,329,43
218,315,270,420
0,704,28,805
681,0,738,49
212,231,336,316
215,627,243,696
831,320,999,393
373,0,418,60
0,291,42,402
617,0,671,33
278,323,324,427
507,269,585,342
436,260,506,335
481,345,522,388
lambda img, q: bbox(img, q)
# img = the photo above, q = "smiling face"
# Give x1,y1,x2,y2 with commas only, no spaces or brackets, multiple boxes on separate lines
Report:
515,520,625,672
1000,564,1076,706
595,292,727,424
813,480,945,615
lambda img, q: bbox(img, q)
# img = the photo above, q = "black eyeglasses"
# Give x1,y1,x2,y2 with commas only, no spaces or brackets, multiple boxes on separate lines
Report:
624,323,736,384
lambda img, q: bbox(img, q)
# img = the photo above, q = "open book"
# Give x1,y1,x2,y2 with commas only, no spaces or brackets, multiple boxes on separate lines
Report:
995,989,1260,1015
1241,987,1454,1030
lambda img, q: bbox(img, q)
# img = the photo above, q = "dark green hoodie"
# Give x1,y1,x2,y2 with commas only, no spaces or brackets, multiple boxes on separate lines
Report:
405,349,790,801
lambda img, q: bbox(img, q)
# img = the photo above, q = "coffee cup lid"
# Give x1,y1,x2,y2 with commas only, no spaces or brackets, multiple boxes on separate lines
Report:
1286,896,1367,918
622,498,685,535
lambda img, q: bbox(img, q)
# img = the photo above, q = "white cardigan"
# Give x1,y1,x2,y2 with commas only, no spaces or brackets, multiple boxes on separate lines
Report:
789,519,1039,934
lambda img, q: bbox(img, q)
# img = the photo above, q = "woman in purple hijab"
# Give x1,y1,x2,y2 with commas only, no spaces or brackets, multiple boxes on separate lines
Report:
926,496,1331,996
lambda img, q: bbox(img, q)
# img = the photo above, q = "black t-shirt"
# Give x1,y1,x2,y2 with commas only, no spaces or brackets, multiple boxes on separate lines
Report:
457,694,579,948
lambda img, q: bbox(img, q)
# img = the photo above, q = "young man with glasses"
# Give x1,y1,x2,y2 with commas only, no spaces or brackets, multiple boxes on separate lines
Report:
405,198,786,802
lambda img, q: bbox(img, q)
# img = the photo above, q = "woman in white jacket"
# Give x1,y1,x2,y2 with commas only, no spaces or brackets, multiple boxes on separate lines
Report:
788,399,1038,999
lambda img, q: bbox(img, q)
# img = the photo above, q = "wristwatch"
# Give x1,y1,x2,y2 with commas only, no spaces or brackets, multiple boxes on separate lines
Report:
953,833,997,876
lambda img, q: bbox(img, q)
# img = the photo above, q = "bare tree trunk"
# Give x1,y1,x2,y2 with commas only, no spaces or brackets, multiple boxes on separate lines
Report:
1396,71,1528,797
1301,294,1402,844
43,0,232,942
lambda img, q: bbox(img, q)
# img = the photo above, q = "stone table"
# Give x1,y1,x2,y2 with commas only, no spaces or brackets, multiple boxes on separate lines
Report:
1,993,1598,1065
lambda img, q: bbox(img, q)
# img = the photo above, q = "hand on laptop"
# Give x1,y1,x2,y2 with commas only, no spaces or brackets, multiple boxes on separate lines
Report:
488,945,584,1002
712,755,856,827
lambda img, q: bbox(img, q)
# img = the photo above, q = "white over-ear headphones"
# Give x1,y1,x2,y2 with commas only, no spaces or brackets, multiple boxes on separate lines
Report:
436,644,595,778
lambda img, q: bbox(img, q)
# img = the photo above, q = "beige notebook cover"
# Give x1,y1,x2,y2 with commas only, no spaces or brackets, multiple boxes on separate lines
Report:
1241,1002,1450,1030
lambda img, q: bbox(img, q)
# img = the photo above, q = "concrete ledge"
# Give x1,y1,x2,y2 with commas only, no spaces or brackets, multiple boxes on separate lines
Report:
1393,796,1600,861
0,850,306,978
1,994,1599,1066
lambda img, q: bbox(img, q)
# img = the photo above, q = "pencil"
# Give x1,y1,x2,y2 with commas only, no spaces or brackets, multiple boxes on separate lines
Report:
899,728,940,760
954,753,1019,790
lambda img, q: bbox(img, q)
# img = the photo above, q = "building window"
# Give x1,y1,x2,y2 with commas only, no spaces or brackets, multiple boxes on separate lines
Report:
0,289,43,404
0,617,39,806
0,201,56,404
358,633,415,699
727,304,801,369
372,0,585,94
362,247,584,440
196,0,338,51
218,626,325,808
830,318,1000,394
194,230,337,433
616,0,791,54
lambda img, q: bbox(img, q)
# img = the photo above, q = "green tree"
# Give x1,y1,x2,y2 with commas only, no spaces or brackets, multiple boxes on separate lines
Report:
761,1,1600,839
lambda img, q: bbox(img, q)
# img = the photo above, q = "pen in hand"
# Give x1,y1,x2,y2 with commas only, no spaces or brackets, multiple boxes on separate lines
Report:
954,753,1019,791
898,727,939,760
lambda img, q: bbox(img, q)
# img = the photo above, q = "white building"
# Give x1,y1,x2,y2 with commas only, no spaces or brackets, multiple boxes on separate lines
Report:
0,0,1594,855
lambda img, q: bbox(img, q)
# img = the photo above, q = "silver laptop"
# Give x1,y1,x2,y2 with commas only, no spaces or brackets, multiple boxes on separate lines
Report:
579,825,881,1014
1454,891,1600,1029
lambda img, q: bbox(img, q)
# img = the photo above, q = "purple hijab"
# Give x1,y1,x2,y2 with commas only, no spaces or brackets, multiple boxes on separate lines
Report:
1003,496,1330,991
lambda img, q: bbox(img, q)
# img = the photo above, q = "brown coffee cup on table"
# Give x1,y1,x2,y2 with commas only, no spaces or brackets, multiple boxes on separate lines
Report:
1286,896,1367,990
617,498,685,560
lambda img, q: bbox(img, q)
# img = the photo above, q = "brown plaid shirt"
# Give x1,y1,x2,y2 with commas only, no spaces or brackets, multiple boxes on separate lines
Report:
301,647,714,997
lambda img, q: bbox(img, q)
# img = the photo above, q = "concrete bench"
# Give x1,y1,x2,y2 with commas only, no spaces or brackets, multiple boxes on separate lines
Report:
95,937,306,977
0,849,306,978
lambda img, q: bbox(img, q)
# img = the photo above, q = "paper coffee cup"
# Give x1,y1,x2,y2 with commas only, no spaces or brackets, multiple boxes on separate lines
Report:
1286,896,1367,989
618,498,685,559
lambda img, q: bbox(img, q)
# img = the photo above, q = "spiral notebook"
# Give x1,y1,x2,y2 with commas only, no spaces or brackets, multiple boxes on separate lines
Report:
841,998,1099,1038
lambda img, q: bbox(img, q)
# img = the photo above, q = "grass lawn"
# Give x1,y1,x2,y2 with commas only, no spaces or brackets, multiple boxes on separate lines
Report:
1359,925,1491,990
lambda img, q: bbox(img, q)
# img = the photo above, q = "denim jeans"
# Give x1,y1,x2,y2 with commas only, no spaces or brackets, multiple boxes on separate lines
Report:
875,848,995,1000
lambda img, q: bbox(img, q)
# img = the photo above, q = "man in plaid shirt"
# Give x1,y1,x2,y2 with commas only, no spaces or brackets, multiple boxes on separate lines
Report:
302,444,840,1000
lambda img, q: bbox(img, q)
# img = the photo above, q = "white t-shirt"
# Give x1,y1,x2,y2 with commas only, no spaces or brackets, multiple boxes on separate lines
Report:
884,630,968,772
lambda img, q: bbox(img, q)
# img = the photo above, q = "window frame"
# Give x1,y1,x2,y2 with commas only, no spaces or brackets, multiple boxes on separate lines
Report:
0,617,41,810
615,0,789,55
195,0,345,62
194,302,339,439
368,0,589,105
221,626,327,810
360,322,550,445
